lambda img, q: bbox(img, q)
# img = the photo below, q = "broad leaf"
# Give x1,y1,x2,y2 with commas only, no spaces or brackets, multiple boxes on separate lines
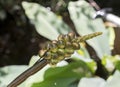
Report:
22,1,72,40
105,70,120,87
78,77,105,87
78,70,120,87
101,55,120,72
32,60,92,87
0,65,28,87
68,0,111,58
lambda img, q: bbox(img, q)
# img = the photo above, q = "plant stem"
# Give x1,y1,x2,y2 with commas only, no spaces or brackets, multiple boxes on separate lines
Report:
7,59,48,87
87,0,101,11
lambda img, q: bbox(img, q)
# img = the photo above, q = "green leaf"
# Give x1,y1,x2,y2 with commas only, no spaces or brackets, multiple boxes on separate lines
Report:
68,0,111,58
115,61,120,71
105,70,120,87
101,55,120,72
32,60,92,87
0,65,28,87
22,1,72,40
72,52,96,74
78,70,120,87
0,56,50,87
78,77,105,87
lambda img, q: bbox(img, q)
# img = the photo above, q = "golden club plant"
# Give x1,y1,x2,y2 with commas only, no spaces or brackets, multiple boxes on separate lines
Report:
39,32,102,65
7,32,102,87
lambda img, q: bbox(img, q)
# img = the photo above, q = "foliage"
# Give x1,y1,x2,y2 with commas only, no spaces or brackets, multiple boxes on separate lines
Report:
78,70,120,87
0,66,28,87
22,1,72,40
0,0,120,87
32,60,92,87
68,1,110,57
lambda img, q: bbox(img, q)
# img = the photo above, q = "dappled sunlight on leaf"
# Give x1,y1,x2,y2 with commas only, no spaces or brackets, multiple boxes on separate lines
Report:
31,60,93,87
78,70,120,87
0,66,28,87
68,0,111,58
22,1,72,40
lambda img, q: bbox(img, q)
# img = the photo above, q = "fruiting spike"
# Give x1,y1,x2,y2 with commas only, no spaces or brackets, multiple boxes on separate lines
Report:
39,32,102,65
7,32,103,87
76,32,102,42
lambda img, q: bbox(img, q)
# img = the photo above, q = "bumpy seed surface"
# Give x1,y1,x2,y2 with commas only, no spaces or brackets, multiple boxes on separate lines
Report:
39,32,102,65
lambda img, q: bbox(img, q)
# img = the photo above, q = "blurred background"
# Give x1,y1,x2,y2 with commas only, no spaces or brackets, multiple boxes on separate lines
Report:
0,0,120,67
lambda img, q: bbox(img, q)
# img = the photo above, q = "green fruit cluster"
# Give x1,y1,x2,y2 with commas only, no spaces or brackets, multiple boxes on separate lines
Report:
39,32,102,65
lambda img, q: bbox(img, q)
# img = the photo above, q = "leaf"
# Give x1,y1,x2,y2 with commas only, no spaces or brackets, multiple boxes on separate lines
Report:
0,65,28,87
78,70,120,87
72,52,96,74
115,61,120,71
22,1,72,40
31,60,92,87
78,77,105,87
105,70,120,87
0,56,50,87
68,0,111,58
101,55,120,72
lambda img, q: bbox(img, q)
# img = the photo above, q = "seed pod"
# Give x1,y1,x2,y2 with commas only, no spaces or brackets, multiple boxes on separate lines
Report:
51,53,58,59
57,34,64,41
57,49,65,55
49,59,58,66
64,53,71,58
53,40,58,44
57,40,65,49
64,34,70,42
50,43,58,53
68,32,76,40
46,43,52,50
57,56,64,60
39,49,47,58
72,42,80,50
44,51,52,59
65,48,74,55
64,49,74,58
65,41,72,48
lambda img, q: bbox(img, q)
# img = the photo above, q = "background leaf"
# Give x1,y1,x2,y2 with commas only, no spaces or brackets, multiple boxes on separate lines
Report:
78,77,105,87
105,70,120,87
0,65,28,87
68,0,111,58
22,1,72,40
78,70,120,87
